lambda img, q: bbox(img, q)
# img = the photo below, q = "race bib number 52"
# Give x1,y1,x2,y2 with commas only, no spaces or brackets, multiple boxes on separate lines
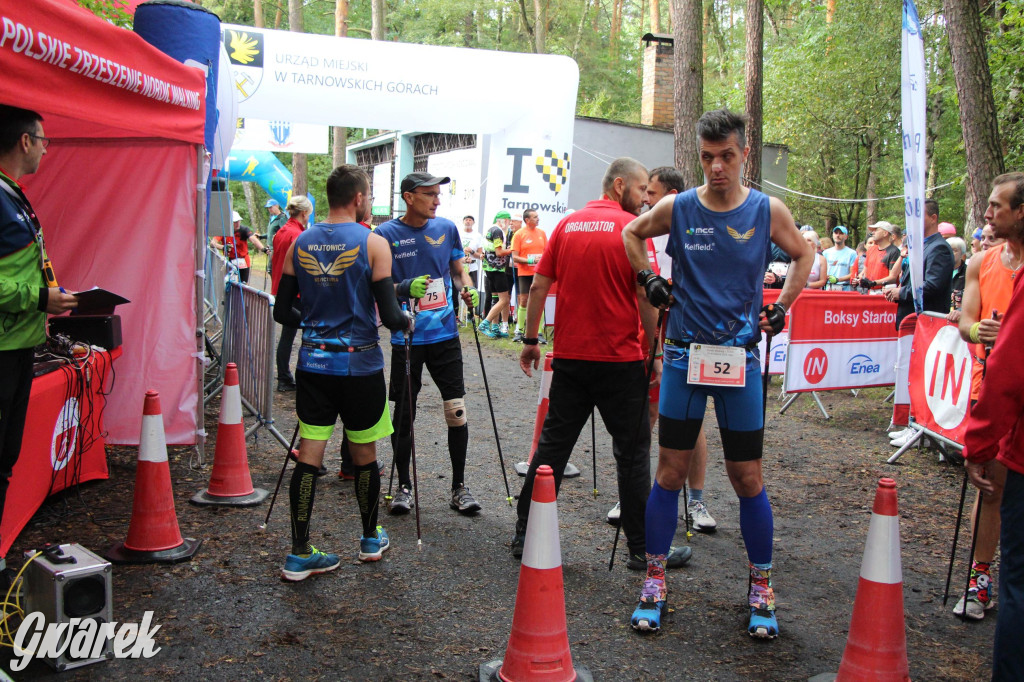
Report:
687,344,746,387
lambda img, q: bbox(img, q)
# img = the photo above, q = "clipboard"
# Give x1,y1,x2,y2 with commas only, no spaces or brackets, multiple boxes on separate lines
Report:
70,287,130,316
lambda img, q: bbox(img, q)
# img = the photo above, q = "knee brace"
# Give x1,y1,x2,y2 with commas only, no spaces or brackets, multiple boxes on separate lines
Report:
444,398,467,427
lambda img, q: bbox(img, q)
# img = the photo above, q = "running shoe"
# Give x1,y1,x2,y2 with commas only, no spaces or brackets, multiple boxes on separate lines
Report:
511,530,525,559
497,323,510,338
626,545,692,571
281,546,341,582
358,526,391,562
538,333,547,345
482,323,499,339
748,563,779,639
388,485,413,514
631,560,667,632
687,499,718,532
478,320,492,335
953,563,994,620
606,501,621,524
450,485,482,514
512,330,525,343
888,426,913,440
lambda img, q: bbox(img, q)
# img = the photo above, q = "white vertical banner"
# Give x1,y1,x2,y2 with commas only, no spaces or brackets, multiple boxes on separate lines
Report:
901,0,927,313
427,146,483,225
371,162,392,217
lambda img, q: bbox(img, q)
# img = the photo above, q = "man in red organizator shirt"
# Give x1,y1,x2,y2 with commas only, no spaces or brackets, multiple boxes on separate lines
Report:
963,172,1024,680
271,195,313,391
510,157,691,572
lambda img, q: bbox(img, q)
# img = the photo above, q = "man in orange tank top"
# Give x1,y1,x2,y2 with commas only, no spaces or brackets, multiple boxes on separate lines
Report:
955,175,1024,621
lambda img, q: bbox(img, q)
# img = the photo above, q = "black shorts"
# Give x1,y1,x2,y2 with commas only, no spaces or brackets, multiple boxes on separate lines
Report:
389,336,465,405
516,274,533,296
295,369,391,443
485,270,509,294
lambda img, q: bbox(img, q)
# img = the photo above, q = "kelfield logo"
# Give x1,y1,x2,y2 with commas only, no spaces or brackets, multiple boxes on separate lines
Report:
11,611,161,672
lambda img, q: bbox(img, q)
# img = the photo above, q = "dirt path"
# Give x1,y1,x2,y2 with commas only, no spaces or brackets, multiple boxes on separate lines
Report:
8,331,994,680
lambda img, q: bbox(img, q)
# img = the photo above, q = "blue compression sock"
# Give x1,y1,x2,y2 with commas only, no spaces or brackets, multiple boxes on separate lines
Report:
645,480,680,556
687,488,703,504
739,486,774,566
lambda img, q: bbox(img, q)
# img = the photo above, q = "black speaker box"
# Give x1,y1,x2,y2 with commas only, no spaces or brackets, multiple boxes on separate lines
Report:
48,315,122,350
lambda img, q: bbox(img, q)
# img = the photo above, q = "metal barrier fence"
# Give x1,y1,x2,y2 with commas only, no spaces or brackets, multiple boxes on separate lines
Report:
204,246,231,328
207,281,288,448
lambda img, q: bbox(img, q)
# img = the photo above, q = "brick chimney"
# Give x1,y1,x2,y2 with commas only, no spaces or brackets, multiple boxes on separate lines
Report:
641,33,674,129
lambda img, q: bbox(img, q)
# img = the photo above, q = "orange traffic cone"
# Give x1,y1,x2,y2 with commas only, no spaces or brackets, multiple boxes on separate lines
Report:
835,478,911,681
106,391,202,564
480,465,592,682
191,363,268,506
514,354,579,478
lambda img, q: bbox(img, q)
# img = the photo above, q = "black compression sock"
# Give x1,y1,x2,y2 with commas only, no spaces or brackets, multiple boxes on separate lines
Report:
289,461,319,555
354,461,381,537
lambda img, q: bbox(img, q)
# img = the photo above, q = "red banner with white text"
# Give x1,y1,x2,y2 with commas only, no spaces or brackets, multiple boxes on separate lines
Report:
908,312,971,446
784,292,899,392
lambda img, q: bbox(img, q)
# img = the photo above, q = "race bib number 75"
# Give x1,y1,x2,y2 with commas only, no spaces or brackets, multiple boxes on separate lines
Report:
418,277,448,312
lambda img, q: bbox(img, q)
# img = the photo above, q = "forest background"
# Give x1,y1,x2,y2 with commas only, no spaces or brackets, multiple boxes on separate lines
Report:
83,0,1023,248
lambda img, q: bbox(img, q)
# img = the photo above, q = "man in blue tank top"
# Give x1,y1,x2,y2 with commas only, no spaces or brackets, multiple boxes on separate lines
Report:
376,173,482,516
273,165,416,580
622,109,814,638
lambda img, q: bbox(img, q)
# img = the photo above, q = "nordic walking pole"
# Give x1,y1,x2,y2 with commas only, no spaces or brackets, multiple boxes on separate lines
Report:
403,302,423,547
591,409,598,499
609,310,664,570
467,290,514,506
943,468,970,605
953,317,997,610
957,492,983,619
260,422,300,530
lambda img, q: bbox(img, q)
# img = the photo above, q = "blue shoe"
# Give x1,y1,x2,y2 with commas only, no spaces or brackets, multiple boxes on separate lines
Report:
281,546,341,581
748,607,779,639
478,320,492,335
358,526,391,562
631,598,666,632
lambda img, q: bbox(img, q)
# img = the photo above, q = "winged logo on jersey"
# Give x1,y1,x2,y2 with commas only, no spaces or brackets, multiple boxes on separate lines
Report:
727,226,756,244
297,245,361,276
425,234,446,247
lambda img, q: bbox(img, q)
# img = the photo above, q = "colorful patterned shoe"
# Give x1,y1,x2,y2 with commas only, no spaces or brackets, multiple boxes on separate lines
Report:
953,561,994,620
748,562,779,639
631,556,667,632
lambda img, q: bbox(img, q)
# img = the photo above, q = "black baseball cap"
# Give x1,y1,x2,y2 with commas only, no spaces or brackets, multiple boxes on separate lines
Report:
400,172,450,194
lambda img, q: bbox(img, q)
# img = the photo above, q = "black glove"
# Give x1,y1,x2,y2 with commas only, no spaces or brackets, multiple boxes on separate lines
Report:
859,278,876,289
761,302,786,335
643,274,672,308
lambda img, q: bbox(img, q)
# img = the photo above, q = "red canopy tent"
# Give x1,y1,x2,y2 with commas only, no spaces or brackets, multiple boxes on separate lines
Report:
0,0,207,444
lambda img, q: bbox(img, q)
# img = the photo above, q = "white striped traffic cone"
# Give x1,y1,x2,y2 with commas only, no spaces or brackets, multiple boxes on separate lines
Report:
191,363,268,506
106,391,202,564
480,465,592,682
835,477,911,681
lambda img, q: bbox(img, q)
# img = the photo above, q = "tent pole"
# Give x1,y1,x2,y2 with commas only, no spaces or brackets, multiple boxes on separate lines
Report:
195,145,208,465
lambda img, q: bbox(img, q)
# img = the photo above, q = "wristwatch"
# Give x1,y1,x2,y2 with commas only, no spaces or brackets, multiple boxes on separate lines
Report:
637,269,655,286
523,337,539,346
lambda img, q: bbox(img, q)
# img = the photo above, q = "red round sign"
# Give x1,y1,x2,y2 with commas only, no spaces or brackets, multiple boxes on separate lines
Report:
803,348,828,384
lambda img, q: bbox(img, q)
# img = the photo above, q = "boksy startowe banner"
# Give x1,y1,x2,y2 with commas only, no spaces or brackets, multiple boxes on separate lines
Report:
784,292,899,392
907,312,972,446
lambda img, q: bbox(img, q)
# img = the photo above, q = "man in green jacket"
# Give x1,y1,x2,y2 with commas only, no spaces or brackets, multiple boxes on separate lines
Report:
0,105,78,544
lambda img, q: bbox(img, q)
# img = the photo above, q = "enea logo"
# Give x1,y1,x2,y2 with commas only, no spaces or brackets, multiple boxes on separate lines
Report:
224,29,264,102
848,354,881,375
771,342,786,364
803,348,828,384
504,148,571,196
